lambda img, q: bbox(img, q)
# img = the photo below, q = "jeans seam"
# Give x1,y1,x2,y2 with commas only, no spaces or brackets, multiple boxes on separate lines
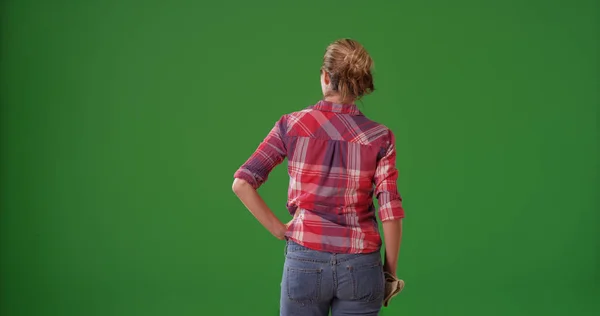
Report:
286,257,329,264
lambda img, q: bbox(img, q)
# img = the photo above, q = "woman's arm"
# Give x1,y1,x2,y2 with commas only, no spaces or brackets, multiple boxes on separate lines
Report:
382,219,402,276
374,130,405,277
232,117,288,239
232,178,287,240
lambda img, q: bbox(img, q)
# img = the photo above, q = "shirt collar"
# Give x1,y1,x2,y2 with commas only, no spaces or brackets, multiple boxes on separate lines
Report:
310,100,363,116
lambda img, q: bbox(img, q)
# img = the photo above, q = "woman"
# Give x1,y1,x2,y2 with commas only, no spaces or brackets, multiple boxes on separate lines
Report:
232,38,404,316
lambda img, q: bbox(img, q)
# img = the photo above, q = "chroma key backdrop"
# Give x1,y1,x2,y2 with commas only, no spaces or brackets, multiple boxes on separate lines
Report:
1,0,598,315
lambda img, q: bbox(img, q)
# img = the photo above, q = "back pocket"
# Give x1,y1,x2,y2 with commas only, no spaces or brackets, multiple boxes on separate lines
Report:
286,267,323,303
348,262,384,302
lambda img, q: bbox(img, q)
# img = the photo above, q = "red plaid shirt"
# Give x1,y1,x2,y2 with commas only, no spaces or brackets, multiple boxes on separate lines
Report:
234,100,405,254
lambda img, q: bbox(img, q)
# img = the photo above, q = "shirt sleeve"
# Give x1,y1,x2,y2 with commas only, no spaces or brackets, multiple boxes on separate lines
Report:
233,116,287,190
374,129,405,221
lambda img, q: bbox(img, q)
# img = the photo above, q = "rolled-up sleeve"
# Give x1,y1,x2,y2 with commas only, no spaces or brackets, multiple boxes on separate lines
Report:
233,116,287,190
374,130,405,221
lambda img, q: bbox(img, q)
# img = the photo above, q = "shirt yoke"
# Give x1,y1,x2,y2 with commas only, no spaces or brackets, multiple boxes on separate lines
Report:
283,109,391,147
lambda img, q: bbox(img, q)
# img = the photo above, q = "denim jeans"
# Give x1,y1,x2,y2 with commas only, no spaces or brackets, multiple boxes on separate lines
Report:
280,240,385,316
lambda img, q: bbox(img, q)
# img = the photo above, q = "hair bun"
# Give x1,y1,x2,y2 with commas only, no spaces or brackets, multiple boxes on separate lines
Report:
322,38,375,101
344,48,371,77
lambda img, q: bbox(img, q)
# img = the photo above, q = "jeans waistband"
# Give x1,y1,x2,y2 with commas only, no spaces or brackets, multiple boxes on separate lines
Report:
284,239,381,264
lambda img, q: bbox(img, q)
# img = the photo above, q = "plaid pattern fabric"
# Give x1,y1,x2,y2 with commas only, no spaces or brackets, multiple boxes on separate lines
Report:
234,100,405,253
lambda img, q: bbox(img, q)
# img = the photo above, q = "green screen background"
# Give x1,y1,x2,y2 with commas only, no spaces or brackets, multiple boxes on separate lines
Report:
1,0,598,315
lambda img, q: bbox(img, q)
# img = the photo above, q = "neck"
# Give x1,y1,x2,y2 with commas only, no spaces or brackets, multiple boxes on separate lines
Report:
324,93,354,105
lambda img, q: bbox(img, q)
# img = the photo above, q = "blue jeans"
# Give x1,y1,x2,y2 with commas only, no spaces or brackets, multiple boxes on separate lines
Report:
280,240,385,316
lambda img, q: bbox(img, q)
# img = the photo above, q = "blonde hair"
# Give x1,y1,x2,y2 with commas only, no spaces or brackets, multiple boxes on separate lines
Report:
321,38,375,102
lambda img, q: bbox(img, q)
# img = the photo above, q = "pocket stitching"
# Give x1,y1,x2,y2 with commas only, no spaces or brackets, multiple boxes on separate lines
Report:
348,262,384,302
286,267,323,303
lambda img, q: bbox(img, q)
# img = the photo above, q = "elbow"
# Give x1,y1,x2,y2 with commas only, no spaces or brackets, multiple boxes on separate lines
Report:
232,178,251,194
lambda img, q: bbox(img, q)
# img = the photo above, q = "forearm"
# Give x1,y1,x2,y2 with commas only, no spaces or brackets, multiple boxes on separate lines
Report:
232,178,286,239
382,219,402,275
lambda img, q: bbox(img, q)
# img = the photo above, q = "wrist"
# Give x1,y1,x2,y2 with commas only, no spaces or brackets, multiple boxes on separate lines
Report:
383,262,397,275
271,222,287,239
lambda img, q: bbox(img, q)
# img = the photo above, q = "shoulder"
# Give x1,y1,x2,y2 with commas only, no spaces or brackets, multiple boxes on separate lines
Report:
352,115,395,146
277,107,314,132
284,107,313,120
272,107,309,126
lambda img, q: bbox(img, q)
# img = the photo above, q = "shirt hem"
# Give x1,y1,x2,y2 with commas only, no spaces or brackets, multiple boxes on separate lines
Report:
286,236,382,255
